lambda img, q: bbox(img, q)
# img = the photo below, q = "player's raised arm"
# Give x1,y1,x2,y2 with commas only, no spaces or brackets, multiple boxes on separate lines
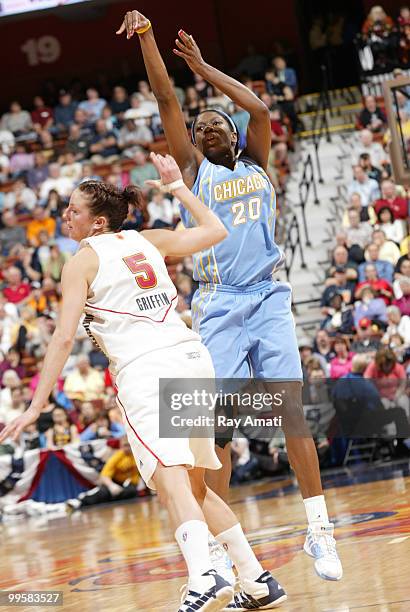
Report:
174,30,271,171
116,10,201,188
0,255,90,443
141,153,228,257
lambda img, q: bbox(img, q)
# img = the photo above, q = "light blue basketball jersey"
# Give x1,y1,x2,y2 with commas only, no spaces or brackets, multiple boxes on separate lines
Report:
179,156,284,286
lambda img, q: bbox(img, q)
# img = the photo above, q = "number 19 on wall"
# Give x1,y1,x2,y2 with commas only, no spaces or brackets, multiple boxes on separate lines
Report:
21,35,61,66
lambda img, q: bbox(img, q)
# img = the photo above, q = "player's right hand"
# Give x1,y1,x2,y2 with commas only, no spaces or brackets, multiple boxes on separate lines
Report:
0,406,41,443
116,10,150,39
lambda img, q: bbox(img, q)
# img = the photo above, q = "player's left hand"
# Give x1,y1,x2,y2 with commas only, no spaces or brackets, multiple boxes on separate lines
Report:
145,153,183,189
0,406,41,444
173,30,205,73
116,10,150,39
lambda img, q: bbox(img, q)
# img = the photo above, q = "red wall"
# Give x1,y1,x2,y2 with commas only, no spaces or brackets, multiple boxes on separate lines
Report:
0,0,301,105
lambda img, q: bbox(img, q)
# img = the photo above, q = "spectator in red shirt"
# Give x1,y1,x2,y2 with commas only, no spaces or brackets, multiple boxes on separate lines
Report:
354,263,393,305
329,336,355,379
2,266,31,304
31,96,54,131
373,180,408,220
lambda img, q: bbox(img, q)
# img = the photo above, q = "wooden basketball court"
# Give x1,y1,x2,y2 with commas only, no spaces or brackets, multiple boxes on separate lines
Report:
1,461,409,611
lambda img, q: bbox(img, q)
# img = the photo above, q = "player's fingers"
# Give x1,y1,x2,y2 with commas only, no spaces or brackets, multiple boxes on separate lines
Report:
175,38,188,51
116,21,126,35
173,49,188,59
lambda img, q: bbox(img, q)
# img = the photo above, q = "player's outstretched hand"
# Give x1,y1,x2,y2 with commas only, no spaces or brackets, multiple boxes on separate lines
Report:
0,406,41,444
116,9,149,39
145,153,183,189
173,30,204,73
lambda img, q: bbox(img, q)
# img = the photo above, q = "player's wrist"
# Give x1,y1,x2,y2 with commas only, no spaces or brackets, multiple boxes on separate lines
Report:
137,19,152,35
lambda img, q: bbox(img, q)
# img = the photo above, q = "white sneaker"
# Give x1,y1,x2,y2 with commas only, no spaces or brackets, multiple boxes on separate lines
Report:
304,523,343,581
179,569,234,612
209,539,236,587
223,571,287,610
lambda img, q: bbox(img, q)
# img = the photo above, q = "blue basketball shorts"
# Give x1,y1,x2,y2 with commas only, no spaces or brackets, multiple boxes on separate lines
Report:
191,279,303,380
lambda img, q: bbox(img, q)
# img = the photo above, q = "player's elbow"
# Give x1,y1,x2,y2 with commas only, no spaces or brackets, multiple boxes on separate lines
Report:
253,102,271,119
53,327,75,350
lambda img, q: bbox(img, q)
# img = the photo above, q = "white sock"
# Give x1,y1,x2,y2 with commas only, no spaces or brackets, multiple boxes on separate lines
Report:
175,520,213,591
216,523,263,581
303,495,329,526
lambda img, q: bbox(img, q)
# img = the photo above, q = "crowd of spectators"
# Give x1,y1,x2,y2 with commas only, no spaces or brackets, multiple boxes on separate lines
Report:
0,59,298,477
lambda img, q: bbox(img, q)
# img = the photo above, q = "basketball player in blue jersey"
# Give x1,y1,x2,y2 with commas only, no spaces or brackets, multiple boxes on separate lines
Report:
117,10,343,599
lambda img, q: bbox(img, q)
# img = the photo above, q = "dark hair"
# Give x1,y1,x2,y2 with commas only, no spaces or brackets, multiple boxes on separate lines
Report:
78,181,142,231
377,206,394,223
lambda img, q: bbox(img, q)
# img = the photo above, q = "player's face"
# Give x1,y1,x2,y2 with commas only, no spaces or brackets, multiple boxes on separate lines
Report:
194,112,237,160
64,189,96,242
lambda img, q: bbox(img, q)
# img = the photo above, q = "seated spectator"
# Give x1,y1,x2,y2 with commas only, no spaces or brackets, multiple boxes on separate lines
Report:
66,124,91,161
121,201,148,231
63,354,105,402
78,87,107,123
123,93,153,122
347,165,380,207
342,193,376,226
37,129,55,161
313,329,336,363
26,206,56,247
27,152,49,190
320,293,355,335
352,129,386,168
329,336,355,379
393,256,410,297
10,306,41,354
0,128,15,156
376,206,407,244
373,179,408,220
31,95,54,131
354,263,393,304
383,305,410,345
129,150,159,189
147,188,176,228
55,220,78,257
60,151,82,182
42,243,66,282
0,347,26,384
137,80,160,115
360,242,394,282
3,178,37,213
0,101,33,137
393,277,410,315
2,266,31,304
100,104,118,132
8,143,34,177
110,85,130,120
327,245,358,282
45,406,79,449
0,371,24,425
79,412,125,441
372,228,401,264
118,118,153,157
357,97,387,134
364,346,408,418
44,189,66,220
358,152,382,183
89,119,119,163
272,56,298,93
205,87,233,113
333,354,410,441
0,211,26,256
54,90,78,132
183,86,206,126
265,70,297,131
39,163,74,200
354,285,387,327
351,317,381,354
66,438,143,511
345,208,373,251
73,108,94,139
321,265,355,307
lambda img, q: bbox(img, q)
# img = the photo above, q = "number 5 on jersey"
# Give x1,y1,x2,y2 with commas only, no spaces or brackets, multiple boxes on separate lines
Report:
123,253,158,289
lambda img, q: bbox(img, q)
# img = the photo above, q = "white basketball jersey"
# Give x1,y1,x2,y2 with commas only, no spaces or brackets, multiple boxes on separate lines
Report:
81,230,200,374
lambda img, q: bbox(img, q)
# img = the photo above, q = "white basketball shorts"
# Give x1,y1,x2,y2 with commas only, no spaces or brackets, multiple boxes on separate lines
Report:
115,340,221,488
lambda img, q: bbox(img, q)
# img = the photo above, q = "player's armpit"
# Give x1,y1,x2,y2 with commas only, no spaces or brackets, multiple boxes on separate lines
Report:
142,225,227,258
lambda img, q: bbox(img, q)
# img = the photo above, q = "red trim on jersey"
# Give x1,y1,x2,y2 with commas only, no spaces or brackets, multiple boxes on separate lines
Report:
116,395,165,466
84,294,177,323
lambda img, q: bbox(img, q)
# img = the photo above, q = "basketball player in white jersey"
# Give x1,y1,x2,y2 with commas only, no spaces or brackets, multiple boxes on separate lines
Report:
0,153,287,612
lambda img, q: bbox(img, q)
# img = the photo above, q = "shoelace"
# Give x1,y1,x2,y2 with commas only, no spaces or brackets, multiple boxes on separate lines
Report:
314,532,339,559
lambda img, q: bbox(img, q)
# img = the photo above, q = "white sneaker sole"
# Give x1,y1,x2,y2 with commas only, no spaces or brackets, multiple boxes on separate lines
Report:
202,586,235,612
304,546,343,581
223,593,287,610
